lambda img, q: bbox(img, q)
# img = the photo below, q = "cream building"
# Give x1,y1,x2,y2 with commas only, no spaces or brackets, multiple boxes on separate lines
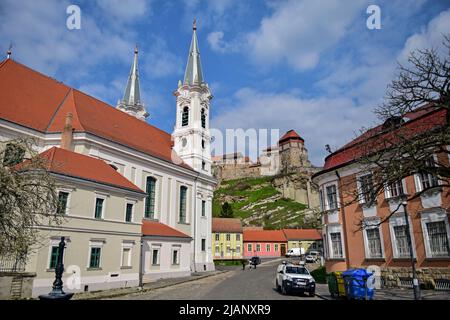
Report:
23,147,146,297
0,22,216,298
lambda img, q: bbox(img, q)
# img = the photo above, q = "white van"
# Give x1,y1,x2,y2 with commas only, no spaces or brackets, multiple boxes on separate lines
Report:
285,247,305,257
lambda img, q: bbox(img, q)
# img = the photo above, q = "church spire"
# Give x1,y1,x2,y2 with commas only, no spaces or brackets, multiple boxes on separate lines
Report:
123,45,141,105
183,19,204,86
117,45,149,121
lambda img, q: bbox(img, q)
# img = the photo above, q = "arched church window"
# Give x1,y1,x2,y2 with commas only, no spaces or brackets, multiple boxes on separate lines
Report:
201,108,206,129
145,177,156,219
182,107,189,126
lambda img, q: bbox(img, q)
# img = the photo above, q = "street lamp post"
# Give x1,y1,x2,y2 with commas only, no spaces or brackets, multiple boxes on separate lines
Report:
401,200,421,300
39,237,74,300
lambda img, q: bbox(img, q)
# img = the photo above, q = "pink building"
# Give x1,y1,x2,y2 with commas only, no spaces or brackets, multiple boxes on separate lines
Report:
243,229,287,258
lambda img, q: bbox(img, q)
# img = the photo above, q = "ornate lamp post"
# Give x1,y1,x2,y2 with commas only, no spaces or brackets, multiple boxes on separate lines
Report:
39,237,74,300
401,199,421,300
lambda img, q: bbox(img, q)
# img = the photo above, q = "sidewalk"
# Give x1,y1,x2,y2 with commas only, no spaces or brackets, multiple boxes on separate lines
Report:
72,270,227,300
315,283,450,300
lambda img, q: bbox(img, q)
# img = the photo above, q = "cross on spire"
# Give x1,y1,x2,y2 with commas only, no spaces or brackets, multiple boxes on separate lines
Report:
184,18,204,86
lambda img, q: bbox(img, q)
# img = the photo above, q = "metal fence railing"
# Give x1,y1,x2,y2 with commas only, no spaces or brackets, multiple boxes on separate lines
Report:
435,279,450,291
0,255,26,272
398,277,413,288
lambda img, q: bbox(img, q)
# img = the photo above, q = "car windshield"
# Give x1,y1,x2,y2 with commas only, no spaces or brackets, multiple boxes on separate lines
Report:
285,266,308,275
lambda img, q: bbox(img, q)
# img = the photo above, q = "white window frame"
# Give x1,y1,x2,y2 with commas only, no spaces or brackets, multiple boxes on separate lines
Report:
420,209,450,258
388,213,417,259
124,200,136,223
414,154,440,193
151,245,161,266
47,237,70,270
87,239,105,269
321,182,339,211
143,175,159,220
171,246,181,265
215,246,220,256
356,172,376,205
384,179,407,200
327,224,345,259
325,184,338,211
247,243,252,252
56,188,72,215
120,241,134,268
362,219,385,259
93,193,107,219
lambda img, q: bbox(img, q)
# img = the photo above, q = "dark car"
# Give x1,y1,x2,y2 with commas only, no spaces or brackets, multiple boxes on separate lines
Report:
249,256,261,268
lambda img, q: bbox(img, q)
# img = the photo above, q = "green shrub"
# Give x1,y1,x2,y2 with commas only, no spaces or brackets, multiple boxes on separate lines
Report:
311,266,327,284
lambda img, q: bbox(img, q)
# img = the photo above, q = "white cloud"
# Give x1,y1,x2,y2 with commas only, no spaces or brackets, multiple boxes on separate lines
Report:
95,0,151,23
245,0,365,71
207,31,240,53
398,8,450,63
211,88,375,165
141,37,183,79
0,0,135,79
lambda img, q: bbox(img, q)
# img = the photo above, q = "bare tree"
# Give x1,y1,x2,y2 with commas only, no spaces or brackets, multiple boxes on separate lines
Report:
341,34,450,228
0,138,61,263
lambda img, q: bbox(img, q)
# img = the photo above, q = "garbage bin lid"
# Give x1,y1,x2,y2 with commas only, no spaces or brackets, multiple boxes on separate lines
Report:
342,268,372,277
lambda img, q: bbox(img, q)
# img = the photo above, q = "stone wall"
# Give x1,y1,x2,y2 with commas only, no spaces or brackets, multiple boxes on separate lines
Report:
381,267,450,289
0,272,36,299
213,164,261,182
272,170,321,209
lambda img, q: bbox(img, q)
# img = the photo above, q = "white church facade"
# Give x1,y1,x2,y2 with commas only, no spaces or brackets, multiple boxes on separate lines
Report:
0,22,216,297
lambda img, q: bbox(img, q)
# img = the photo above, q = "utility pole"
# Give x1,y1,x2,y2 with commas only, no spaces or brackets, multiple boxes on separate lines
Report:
402,200,421,300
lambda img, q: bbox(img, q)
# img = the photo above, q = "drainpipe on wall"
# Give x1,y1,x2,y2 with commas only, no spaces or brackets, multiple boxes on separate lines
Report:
192,172,200,273
335,170,351,270
138,239,143,289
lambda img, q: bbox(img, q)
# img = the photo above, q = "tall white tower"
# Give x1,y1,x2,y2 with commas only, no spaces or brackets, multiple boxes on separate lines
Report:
172,20,213,175
117,46,149,121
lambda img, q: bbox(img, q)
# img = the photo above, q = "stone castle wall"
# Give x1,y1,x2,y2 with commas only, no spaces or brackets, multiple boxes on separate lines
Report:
213,164,261,182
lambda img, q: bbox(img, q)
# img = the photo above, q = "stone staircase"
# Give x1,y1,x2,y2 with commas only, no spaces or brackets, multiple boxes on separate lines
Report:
10,276,23,299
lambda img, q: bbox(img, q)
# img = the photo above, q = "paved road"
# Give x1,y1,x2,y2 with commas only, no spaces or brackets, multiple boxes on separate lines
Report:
109,259,321,300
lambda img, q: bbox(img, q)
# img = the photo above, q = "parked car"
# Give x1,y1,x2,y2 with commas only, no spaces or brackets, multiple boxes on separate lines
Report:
249,256,261,268
275,262,315,296
285,247,305,257
305,250,321,262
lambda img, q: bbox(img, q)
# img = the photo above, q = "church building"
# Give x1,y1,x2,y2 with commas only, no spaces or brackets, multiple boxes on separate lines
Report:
0,22,216,297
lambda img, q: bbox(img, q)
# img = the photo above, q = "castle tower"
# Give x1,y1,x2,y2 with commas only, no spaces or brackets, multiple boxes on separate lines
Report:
116,46,149,121
279,129,311,173
172,20,213,175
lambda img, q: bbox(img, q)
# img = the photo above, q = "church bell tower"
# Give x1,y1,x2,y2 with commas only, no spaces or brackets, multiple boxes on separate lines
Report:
172,20,213,175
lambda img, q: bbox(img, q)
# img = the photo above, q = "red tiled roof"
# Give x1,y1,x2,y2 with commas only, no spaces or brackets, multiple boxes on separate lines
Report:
320,105,447,173
142,220,191,238
282,229,322,241
38,147,144,193
279,129,304,145
212,218,243,233
0,59,192,171
243,229,287,242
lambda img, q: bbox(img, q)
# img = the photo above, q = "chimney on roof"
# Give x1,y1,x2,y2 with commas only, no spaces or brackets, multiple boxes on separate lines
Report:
61,113,74,151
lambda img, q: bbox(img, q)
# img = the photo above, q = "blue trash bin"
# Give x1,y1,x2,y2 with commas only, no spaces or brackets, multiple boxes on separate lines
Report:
342,268,374,300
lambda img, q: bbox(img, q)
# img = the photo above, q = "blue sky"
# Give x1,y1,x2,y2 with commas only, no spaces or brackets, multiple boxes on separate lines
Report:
1,0,449,165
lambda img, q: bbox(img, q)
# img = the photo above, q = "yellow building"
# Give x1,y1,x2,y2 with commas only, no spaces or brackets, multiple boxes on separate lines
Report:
212,218,243,260
283,229,323,253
